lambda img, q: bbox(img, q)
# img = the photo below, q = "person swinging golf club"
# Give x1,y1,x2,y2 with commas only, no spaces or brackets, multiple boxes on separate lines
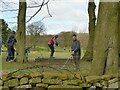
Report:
48,35,59,58
71,34,81,71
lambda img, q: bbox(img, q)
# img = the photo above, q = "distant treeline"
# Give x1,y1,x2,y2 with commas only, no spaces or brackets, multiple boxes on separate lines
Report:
1,19,89,51
26,32,89,50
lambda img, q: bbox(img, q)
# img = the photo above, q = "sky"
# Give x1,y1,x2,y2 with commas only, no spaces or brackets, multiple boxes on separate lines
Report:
1,0,100,35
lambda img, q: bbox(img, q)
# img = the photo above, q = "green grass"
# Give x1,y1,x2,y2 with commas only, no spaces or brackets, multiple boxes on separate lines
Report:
2,52,33,71
1,47,86,74
1,51,72,71
29,51,71,59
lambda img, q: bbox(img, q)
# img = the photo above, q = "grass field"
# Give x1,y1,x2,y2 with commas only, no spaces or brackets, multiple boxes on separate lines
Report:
1,47,91,75
1,50,71,69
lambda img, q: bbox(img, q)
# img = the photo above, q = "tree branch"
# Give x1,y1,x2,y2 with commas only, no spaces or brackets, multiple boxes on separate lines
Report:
38,3,52,22
1,0,50,12
46,3,52,17
2,0,52,23
26,0,50,23
0,9,18,12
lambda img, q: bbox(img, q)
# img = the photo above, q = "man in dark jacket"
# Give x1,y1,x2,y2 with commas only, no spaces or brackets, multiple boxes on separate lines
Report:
71,34,81,71
6,31,17,62
48,35,59,58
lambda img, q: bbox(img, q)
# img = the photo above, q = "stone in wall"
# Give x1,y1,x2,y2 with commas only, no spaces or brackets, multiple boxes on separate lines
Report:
63,79,82,86
20,77,29,85
42,79,62,85
108,78,118,84
36,83,48,88
93,82,103,87
11,70,31,79
1,86,9,90
79,83,91,88
12,73,24,79
85,74,114,83
4,78,19,87
16,84,32,88
30,72,43,78
57,73,68,80
48,85,81,90
29,77,41,84
108,82,118,88
87,86,96,90
2,74,10,82
43,71,59,79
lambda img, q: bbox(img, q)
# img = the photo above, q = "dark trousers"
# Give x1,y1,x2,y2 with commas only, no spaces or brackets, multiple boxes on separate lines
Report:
73,52,80,70
48,44,54,57
6,46,15,61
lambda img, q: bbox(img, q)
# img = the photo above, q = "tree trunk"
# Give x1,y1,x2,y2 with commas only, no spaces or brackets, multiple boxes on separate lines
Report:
118,2,120,89
91,2,119,75
82,0,96,61
118,2,120,66
16,0,27,63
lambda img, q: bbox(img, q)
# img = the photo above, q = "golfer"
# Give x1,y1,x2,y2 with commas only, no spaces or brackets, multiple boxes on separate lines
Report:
71,34,81,71
48,35,59,58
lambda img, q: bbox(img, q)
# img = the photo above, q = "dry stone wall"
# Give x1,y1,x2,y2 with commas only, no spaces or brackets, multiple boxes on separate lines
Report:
1,67,119,90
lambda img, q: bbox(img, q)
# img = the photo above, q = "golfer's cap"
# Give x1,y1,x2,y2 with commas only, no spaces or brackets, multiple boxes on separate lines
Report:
55,35,59,38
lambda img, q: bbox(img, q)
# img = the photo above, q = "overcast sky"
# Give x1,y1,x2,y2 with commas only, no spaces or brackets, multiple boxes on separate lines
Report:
1,0,100,34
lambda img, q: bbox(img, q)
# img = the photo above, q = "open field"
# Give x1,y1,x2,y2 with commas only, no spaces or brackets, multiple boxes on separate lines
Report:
1,48,91,76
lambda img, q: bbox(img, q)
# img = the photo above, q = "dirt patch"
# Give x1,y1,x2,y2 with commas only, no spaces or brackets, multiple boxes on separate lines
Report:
34,58,74,65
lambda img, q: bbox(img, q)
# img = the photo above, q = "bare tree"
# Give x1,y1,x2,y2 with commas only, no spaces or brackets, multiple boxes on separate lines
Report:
27,21,46,35
27,21,46,48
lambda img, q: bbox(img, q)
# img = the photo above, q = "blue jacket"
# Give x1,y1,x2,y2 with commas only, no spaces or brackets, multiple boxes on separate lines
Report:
6,35,16,47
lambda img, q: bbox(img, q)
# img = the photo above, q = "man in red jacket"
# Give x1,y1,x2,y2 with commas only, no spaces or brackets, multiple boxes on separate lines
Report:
48,35,59,58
